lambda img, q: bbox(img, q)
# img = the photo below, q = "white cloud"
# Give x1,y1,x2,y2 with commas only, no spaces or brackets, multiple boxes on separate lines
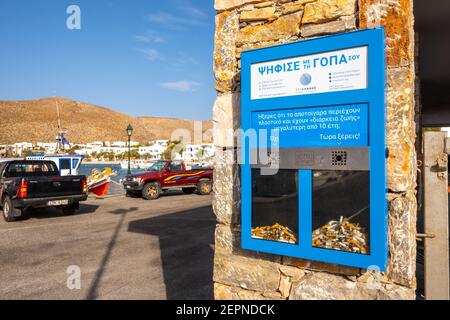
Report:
160,80,201,92
133,30,166,44
137,48,162,61
181,3,207,18
147,11,205,29
172,0,207,18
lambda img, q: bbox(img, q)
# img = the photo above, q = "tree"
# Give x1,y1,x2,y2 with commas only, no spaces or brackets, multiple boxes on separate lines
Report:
141,153,151,160
197,147,206,161
130,149,140,159
163,141,183,160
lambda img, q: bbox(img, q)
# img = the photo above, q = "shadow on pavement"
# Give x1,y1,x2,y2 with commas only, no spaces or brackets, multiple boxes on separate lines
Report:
128,205,215,300
26,203,100,220
86,206,138,300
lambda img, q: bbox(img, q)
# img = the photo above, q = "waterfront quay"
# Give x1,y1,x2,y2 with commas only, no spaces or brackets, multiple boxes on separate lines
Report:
0,193,214,300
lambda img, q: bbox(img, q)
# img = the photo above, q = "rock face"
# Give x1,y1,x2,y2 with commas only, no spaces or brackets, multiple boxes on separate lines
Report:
301,15,356,37
212,0,417,300
237,11,303,45
214,11,239,93
240,7,278,22
213,93,241,148
359,0,414,67
302,0,357,24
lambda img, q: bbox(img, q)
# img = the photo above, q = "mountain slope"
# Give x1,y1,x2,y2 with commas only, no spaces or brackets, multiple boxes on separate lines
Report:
0,97,212,144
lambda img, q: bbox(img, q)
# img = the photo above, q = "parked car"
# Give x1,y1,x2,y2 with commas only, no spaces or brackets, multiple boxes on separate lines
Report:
0,160,88,222
123,160,213,200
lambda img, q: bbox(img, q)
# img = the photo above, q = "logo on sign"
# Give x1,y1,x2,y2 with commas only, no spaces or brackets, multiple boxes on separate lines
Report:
300,73,312,86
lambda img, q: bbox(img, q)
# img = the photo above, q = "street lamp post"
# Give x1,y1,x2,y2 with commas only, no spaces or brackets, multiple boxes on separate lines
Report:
126,124,133,175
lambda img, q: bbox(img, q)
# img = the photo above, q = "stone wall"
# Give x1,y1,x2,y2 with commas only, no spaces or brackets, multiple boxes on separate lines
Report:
212,0,417,300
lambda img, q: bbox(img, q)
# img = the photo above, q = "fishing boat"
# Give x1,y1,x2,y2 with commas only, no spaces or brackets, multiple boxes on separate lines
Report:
87,167,116,197
26,154,84,176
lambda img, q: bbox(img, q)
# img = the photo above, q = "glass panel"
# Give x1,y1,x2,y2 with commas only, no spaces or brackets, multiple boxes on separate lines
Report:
252,169,299,244
72,159,79,169
312,171,370,255
60,159,71,170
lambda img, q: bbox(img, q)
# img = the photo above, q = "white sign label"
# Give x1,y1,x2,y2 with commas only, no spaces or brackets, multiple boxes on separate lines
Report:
251,46,368,100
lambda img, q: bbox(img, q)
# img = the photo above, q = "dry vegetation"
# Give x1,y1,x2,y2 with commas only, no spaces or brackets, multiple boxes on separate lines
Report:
0,97,212,144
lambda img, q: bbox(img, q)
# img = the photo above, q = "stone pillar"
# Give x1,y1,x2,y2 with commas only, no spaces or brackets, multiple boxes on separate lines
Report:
212,0,417,300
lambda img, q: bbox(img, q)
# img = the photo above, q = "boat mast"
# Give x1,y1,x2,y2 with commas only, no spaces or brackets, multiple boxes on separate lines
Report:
55,99,68,153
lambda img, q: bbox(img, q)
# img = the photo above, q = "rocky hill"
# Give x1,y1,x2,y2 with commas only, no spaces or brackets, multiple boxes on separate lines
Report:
0,97,212,144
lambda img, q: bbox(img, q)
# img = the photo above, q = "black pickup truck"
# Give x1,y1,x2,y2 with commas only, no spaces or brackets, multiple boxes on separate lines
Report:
0,160,88,222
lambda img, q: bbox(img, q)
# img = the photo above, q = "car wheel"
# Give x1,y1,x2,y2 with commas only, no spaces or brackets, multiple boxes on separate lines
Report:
2,196,20,222
197,180,212,195
142,183,160,200
182,187,196,195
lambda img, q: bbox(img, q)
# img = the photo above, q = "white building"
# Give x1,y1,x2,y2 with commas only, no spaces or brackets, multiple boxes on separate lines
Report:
86,141,104,149
12,142,34,156
129,141,140,147
112,141,126,148
138,142,167,160
36,142,58,154
183,144,215,163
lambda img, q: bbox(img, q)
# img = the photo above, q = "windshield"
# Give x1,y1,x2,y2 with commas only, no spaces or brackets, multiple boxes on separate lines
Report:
149,161,167,172
4,161,59,178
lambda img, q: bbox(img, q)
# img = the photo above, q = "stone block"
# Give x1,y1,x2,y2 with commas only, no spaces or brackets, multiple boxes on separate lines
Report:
301,15,356,37
290,272,415,300
214,283,268,300
255,1,275,8
213,92,241,148
214,11,239,93
279,265,307,280
212,150,241,226
290,272,378,300
215,0,265,11
387,191,417,288
240,7,277,22
281,1,314,15
359,0,414,67
283,256,361,276
237,11,303,45
377,284,416,300
236,37,300,59
386,67,417,192
302,0,357,24
279,274,292,297
213,251,281,292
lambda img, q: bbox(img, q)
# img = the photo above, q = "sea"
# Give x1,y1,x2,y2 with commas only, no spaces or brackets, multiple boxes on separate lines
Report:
80,163,147,196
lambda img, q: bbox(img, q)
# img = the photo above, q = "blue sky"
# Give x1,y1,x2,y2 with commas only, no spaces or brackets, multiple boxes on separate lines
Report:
0,0,216,120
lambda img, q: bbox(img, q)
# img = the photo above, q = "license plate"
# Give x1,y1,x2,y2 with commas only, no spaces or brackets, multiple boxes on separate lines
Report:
47,200,69,206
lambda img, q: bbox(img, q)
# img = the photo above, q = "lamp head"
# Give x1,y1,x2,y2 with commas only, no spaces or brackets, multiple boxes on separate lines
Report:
126,124,133,137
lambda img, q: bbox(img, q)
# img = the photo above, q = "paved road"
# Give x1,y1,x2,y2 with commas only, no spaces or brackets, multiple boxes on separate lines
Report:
0,193,215,300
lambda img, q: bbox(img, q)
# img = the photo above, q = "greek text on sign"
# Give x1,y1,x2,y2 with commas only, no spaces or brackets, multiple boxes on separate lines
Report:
251,46,368,100
252,104,369,148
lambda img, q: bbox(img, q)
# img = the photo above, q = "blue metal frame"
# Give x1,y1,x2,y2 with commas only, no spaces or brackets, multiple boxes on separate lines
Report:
241,29,387,270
